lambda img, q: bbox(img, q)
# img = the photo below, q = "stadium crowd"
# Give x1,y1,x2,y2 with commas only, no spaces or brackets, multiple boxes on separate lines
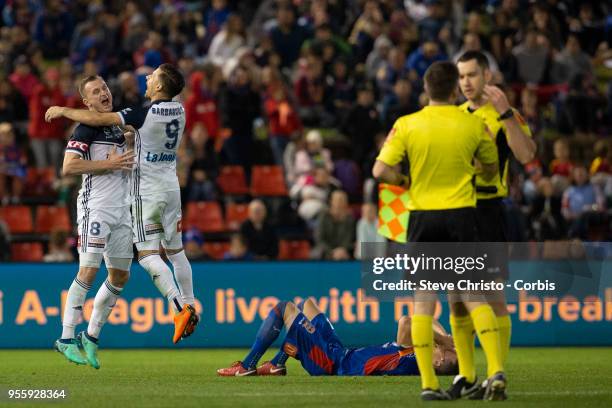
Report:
0,0,611,261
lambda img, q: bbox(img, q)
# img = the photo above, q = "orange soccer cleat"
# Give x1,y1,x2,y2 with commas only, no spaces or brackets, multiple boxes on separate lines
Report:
173,304,198,344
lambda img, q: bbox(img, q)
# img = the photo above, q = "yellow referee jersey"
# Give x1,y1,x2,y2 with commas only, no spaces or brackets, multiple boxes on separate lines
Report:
376,105,498,211
458,101,532,199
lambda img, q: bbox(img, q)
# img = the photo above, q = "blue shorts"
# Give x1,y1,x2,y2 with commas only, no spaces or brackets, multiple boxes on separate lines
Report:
282,312,346,376
337,342,419,376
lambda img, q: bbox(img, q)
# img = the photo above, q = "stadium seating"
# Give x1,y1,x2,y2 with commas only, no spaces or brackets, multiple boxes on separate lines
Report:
23,167,56,197
202,242,230,260
35,206,71,233
10,242,44,261
185,201,225,233
250,165,288,196
225,203,249,231
278,240,311,260
0,205,34,233
216,166,249,195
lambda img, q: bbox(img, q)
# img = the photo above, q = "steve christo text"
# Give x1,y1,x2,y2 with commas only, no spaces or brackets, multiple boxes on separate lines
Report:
371,279,556,292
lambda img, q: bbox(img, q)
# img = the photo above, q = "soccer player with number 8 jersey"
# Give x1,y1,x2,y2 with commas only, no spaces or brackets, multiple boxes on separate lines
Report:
46,64,199,347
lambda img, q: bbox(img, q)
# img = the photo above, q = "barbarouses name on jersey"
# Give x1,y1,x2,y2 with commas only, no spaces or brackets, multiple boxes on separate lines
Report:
145,151,176,162
151,107,183,116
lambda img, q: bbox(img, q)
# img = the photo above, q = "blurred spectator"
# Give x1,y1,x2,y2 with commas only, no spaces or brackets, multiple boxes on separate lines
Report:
529,177,565,240
554,34,593,84
218,66,260,175
33,0,74,60
530,3,563,51
270,4,311,69
365,35,392,80
453,33,499,73
187,167,217,202
9,55,40,103
562,73,606,136
0,76,28,124
313,190,355,260
185,68,220,139
512,29,548,84
264,84,301,166
341,82,380,164
406,40,446,78
0,122,26,204
188,122,219,181
590,140,611,176
202,0,231,52
223,233,254,261
293,130,333,184
348,0,383,61
112,71,145,111
417,0,447,42
28,67,66,169
328,57,355,121
208,14,245,68
376,47,409,97
381,78,418,129
550,138,573,194
291,165,340,226
294,55,334,127
183,228,207,260
562,165,606,239
239,199,279,260
355,202,385,259
43,230,74,263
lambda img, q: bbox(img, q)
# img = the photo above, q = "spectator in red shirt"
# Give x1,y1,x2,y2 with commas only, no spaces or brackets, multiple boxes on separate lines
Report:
28,67,67,169
264,85,301,166
0,122,26,205
9,55,40,104
550,138,573,196
185,70,220,140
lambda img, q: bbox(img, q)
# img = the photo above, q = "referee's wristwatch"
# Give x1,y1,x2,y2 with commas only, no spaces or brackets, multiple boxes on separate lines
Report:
497,108,514,121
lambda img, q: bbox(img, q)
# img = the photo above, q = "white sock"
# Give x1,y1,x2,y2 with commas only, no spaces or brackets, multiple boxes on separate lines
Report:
87,279,123,339
139,254,183,312
167,250,195,305
61,278,91,339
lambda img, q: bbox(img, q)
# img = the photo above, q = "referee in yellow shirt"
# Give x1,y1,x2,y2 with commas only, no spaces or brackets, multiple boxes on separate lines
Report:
373,61,506,401
445,51,536,400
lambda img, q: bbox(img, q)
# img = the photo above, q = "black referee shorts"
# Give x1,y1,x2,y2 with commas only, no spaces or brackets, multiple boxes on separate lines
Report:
407,207,479,243
475,198,507,242
476,197,509,280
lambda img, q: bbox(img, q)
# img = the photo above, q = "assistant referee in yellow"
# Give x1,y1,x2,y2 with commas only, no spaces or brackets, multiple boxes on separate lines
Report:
373,61,506,401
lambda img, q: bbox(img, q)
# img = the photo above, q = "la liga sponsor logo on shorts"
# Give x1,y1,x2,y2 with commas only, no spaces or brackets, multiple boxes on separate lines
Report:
144,223,163,235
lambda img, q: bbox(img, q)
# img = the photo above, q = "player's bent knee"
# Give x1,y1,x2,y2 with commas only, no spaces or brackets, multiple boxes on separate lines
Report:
76,265,99,284
107,267,130,287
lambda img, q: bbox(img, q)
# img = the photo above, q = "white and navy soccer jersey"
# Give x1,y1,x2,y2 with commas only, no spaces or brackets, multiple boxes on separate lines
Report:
117,100,186,195
66,124,131,210
116,100,185,246
66,124,132,257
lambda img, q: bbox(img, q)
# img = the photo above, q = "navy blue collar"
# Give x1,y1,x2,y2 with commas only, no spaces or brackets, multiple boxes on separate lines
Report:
150,99,173,106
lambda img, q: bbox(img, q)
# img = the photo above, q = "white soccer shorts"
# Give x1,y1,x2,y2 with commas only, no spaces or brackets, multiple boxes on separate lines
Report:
77,205,133,258
132,190,183,248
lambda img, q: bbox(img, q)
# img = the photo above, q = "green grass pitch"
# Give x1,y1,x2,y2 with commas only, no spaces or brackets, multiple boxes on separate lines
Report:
0,348,610,407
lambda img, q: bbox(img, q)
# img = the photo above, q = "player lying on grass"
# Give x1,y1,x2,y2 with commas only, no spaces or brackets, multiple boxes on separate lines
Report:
217,298,457,377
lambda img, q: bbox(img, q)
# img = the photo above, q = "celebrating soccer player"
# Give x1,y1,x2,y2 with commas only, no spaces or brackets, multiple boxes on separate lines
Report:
217,298,458,377
46,64,199,344
54,76,135,368
451,50,535,399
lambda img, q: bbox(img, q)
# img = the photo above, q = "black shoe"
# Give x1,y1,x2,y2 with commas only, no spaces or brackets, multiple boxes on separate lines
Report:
446,375,479,400
421,388,451,401
484,372,508,401
468,381,487,400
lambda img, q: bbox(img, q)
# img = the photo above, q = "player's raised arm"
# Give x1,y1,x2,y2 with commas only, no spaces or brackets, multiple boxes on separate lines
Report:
46,106,123,127
483,85,536,164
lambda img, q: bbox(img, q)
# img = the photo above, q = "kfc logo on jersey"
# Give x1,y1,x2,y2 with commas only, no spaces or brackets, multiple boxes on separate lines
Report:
67,140,89,152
